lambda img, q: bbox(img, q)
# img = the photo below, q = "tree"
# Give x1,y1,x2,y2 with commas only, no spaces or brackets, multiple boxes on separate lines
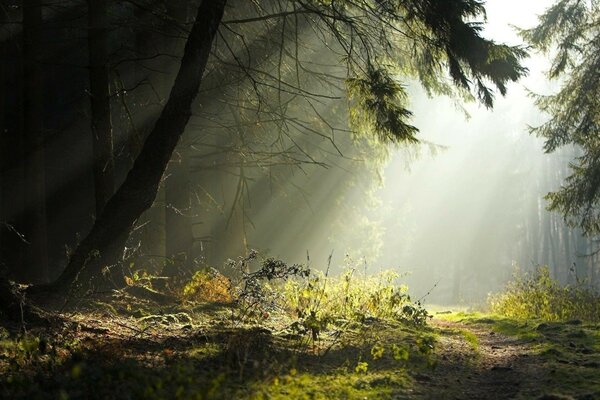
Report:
87,0,115,216
163,0,195,276
30,0,228,293
22,0,49,282
0,40,5,255
522,0,600,235
30,0,526,295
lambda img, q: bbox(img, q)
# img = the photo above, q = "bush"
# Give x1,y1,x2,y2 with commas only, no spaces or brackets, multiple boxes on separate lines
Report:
489,266,600,322
179,252,429,343
181,268,233,303
283,266,429,341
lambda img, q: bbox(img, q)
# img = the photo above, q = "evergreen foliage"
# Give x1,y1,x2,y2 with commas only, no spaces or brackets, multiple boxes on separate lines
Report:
302,0,528,143
522,0,600,234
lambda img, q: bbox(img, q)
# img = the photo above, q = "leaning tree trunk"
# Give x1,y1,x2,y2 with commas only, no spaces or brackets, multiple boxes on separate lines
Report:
27,0,227,295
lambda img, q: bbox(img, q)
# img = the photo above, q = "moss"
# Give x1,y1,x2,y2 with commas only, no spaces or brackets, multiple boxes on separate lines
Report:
248,370,410,400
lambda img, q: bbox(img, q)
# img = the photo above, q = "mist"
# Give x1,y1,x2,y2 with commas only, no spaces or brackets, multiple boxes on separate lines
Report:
188,0,587,305
3,1,600,398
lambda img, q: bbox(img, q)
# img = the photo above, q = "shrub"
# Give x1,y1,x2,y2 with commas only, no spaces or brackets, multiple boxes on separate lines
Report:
181,268,233,303
489,266,600,322
283,266,429,341
180,252,429,341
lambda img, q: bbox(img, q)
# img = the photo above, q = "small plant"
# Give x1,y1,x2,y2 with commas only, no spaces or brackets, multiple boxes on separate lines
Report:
284,267,429,333
181,268,233,303
354,361,369,374
489,265,600,322
228,251,311,321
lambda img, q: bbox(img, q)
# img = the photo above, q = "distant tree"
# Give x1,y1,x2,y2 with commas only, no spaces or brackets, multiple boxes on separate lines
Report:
87,0,115,216
30,0,526,295
522,0,600,235
163,0,194,277
32,0,228,293
22,0,49,282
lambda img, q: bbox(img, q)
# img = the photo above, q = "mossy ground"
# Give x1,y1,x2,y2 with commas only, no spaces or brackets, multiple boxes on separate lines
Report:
2,298,600,399
0,291,435,400
433,310,600,399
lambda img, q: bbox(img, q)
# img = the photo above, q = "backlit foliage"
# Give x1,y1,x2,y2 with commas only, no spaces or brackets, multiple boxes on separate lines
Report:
240,0,527,147
347,68,418,144
181,269,234,303
283,262,429,342
180,252,429,343
489,266,600,322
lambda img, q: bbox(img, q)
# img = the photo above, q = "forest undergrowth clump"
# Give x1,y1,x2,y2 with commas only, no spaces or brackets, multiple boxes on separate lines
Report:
183,252,430,340
0,253,437,399
489,265,600,322
282,263,429,342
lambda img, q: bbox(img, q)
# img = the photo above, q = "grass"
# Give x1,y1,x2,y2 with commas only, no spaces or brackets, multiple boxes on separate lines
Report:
3,260,599,399
0,312,435,399
248,369,410,400
0,256,437,400
489,265,600,322
436,312,600,399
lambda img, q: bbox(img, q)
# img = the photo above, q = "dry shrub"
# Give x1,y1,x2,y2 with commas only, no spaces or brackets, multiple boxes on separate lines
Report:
181,269,233,303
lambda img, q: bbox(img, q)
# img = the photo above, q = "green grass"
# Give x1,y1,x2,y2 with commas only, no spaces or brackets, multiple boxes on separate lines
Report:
432,309,600,398
489,266,600,322
248,369,410,400
0,259,437,400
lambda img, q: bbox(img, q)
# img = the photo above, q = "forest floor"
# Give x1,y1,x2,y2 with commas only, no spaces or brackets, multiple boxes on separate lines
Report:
1,294,599,399
425,313,600,399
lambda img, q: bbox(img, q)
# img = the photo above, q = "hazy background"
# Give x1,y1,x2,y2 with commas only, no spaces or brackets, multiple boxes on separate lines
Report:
235,0,589,304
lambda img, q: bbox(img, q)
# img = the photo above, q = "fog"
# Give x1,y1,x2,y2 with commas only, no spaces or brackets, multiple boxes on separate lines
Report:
213,0,593,304
2,0,589,304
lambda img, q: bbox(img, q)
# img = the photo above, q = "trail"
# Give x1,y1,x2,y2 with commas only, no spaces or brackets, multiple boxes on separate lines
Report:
413,319,547,400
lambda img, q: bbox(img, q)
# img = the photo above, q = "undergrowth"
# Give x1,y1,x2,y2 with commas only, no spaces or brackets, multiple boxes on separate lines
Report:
181,252,429,336
0,252,436,400
489,265,600,322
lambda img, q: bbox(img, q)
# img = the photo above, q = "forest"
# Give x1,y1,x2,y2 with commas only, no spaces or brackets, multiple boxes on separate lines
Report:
1,0,600,398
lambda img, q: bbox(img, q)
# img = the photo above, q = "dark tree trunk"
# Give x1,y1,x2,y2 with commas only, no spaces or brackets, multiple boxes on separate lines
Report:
30,0,227,294
0,41,5,249
0,41,25,282
23,0,49,282
88,0,115,216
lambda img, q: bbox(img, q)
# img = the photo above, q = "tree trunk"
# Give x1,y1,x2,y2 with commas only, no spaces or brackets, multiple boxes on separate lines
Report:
0,39,25,282
23,0,49,282
88,0,115,216
0,40,5,255
30,0,227,294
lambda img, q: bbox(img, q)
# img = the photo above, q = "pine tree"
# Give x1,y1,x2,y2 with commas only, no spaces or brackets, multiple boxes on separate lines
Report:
522,0,600,235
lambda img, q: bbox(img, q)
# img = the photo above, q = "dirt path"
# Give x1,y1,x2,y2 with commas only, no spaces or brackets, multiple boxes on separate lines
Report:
413,319,546,400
